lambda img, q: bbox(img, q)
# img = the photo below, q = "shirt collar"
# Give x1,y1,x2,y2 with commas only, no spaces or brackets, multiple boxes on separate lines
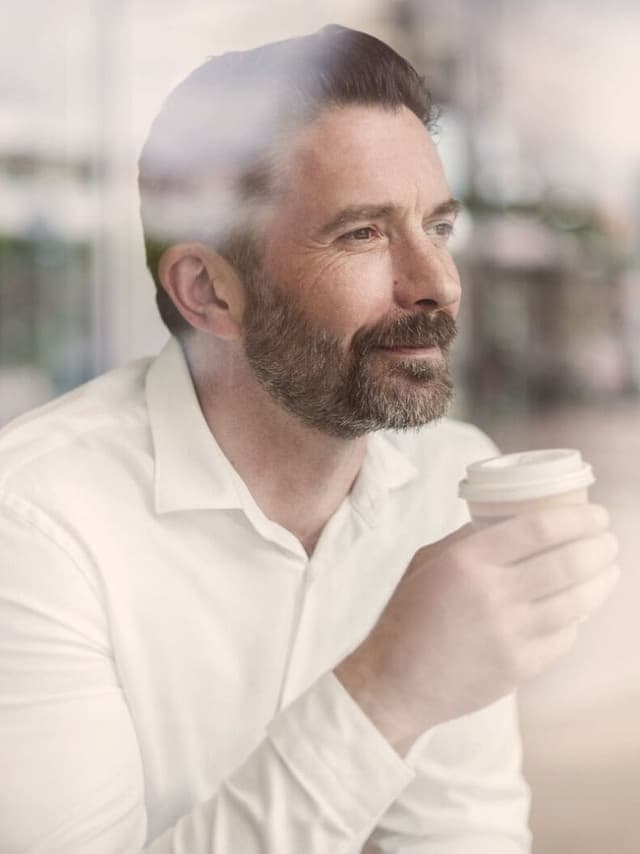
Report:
146,337,246,514
349,431,419,524
146,336,419,516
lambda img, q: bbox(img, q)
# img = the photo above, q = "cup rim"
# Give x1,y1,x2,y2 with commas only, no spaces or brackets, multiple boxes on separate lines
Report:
459,448,594,503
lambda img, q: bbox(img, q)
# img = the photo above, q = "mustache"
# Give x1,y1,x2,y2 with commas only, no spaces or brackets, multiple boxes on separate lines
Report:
352,310,457,355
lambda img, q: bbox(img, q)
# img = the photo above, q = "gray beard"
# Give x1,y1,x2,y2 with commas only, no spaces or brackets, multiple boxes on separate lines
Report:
242,272,456,439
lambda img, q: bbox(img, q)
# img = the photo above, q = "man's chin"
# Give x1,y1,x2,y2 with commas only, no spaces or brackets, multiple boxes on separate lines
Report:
346,373,454,434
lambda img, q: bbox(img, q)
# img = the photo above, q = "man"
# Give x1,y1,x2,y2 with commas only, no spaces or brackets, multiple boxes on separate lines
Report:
0,25,618,853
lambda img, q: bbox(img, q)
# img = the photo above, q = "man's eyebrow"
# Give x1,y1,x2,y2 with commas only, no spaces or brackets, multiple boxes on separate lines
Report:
430,197,462,218
319,197,461,237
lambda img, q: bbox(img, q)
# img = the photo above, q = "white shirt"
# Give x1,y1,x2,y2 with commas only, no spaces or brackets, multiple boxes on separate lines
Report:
0,337,530,853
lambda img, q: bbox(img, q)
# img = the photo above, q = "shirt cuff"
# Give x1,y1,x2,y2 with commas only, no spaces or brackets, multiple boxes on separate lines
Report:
267,671,416,835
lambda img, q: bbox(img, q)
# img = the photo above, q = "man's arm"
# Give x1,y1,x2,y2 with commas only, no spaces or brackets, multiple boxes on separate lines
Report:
336,503,618,853
0,500,147,852
360,693,531,854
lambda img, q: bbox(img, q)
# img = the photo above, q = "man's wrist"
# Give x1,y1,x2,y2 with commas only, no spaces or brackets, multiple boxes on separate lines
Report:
334,654,418,756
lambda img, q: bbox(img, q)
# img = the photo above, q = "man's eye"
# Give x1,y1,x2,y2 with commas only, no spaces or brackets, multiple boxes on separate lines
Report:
342,226,378,241
426,221,456,240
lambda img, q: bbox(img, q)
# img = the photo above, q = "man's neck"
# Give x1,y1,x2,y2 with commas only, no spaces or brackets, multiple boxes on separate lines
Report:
185,342,368,556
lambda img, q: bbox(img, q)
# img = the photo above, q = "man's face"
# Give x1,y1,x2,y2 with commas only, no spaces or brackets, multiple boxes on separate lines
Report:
241,104,462,438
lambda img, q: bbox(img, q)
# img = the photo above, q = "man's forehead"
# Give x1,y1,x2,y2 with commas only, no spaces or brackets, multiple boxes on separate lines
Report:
291,104,435,164
272,104,451,221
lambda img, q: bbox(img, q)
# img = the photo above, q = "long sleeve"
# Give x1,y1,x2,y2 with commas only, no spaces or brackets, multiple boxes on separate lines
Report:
0,500,147,853
0,500,414,854
146,676,414,854
363,695,532,854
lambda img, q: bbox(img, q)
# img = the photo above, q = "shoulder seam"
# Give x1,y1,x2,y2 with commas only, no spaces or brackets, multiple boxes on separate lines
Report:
0,406,148,485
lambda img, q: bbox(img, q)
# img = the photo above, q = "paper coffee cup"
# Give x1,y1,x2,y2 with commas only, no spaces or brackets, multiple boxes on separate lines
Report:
459,449,595,525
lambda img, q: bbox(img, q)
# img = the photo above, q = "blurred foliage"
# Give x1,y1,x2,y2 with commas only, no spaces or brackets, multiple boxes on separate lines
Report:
0,234,94,394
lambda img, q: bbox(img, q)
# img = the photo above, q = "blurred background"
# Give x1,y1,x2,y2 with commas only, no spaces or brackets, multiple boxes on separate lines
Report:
1,1,638,851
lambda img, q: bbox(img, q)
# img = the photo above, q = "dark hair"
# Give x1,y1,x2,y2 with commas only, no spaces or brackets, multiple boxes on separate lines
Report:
138,25,437,336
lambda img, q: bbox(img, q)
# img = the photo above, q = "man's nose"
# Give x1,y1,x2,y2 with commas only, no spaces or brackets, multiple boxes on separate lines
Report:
391,237,461,311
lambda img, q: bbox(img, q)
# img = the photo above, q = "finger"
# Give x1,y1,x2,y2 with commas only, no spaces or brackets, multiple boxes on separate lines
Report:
526,563,620,635
469,503,610,565
515,531,619,601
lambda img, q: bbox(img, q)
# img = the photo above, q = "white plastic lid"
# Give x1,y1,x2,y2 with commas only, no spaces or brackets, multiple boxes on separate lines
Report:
458,449,594,503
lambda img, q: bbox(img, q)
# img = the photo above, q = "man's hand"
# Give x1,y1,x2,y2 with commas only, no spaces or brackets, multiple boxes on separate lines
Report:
335,504,619,752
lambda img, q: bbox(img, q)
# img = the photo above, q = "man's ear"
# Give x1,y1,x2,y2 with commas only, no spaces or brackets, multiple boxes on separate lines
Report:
158,243,246,340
